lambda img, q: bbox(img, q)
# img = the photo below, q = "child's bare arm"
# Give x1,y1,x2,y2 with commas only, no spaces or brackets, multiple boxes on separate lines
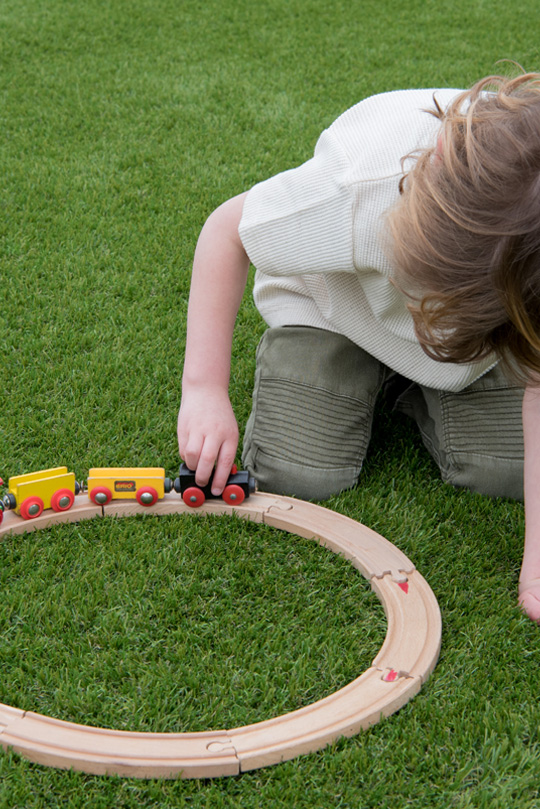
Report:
518,386,540,622
178,192,250,495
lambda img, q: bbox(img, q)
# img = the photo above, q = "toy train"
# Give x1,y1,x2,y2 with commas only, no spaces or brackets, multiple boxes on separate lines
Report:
0,463,257,523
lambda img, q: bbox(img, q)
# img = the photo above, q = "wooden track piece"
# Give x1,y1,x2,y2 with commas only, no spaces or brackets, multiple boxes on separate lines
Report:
0,491,441,779
263,497,416,580
0,502,103,535
371,571,441,681
0,711,239,778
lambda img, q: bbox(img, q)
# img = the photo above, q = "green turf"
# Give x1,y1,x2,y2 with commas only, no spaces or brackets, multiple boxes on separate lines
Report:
1,0,540,806
0,514,385,733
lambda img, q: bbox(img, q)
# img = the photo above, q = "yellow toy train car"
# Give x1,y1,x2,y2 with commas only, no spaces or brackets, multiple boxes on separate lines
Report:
1,467,81,520
87,468,173,506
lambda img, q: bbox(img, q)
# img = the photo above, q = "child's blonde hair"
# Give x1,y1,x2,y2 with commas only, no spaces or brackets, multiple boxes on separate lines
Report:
388,72,540,384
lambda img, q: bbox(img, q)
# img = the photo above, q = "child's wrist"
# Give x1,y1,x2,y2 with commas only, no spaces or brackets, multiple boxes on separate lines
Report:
181,377,230,397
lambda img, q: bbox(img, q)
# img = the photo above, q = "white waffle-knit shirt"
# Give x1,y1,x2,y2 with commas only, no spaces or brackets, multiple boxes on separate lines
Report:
238,88,497,392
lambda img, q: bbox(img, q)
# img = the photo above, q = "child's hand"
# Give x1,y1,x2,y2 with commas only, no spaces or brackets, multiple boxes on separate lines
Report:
519,579,540,624
177,386,239,496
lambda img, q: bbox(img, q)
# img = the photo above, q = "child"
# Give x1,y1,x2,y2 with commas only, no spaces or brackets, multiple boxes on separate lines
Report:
177,73,540,623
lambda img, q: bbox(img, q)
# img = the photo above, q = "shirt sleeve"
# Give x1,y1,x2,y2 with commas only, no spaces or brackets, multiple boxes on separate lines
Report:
238,127,355,277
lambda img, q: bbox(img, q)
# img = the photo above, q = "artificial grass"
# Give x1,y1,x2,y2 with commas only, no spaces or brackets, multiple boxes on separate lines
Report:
0,513,386,733
1,0,540,806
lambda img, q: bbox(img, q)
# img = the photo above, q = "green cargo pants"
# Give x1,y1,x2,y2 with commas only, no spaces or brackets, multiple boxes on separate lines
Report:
241,326,524,501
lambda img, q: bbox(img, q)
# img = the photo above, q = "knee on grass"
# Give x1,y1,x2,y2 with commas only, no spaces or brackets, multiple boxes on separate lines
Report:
242,446,361,501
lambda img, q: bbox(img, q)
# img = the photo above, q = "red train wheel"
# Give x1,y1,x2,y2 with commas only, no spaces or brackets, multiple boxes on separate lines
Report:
222,484,245,506
136,486,159,507
182,487,205,508
20,496,44,520
90,486,112,506
51,488,75,512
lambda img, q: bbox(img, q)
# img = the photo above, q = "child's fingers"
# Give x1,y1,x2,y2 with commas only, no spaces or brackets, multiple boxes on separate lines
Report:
192,441,219,488
177,399,239,492
518,580,540,623
211,443,239,495
177,411,201,470
178,433,204,480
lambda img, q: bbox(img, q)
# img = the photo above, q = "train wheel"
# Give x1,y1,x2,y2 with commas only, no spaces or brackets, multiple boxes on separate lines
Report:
222,484,245,506
136,486,159,507
90,486,112,506
182,487,205,508
20,496,44,520
51,488,75,512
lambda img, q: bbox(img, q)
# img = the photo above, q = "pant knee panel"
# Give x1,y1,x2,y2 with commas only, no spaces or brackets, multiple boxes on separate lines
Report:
244,447,360,500
250,378,373,469
439,386,524,499
440,386,524,461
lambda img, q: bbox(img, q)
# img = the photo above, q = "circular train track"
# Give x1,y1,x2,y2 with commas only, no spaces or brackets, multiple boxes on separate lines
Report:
0,492,441,779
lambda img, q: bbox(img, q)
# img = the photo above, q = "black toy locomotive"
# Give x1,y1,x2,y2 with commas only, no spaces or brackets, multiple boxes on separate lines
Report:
174,462,256,507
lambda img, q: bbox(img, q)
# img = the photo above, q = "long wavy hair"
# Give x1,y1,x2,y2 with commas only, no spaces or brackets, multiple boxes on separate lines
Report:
387,72,540,384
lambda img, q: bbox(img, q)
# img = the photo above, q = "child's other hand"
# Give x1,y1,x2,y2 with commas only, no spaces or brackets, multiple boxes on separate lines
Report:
518,579,540,624
177,387,239,496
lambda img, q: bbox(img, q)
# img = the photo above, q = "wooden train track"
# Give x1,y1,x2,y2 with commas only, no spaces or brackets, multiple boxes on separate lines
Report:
0,492,442,779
